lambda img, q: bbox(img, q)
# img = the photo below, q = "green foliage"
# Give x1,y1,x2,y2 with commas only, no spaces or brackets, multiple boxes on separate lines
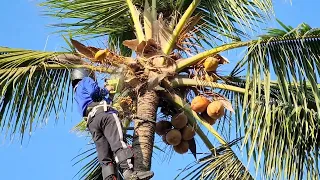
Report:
40,0,273,54
3,0,320,179
0,47,74,142
175,138,252,180
216,23,320,179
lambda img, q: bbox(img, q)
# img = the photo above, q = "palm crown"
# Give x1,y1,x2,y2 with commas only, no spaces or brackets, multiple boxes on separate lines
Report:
1,0,320,179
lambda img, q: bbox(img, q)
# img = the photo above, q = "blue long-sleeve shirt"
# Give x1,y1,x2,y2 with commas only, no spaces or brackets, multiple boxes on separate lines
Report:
74,77,117,117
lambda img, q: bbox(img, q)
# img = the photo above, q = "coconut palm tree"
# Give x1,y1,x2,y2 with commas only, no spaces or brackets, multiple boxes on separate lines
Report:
1,0,320,179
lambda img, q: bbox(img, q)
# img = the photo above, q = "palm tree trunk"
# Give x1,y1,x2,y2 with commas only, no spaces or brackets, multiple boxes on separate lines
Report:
132,90,159,171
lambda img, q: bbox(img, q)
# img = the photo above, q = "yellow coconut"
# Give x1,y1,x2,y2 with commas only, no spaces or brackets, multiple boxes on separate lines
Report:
173,140,189,154
171,112,188,129
166,129,182,146
191,96,210,113
155,121,172,135
181,126,196,140
203,57,219,72
94,49,107,61
207,101,225,119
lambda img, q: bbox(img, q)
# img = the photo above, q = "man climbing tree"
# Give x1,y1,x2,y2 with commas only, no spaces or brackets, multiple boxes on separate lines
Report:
71,68,154,180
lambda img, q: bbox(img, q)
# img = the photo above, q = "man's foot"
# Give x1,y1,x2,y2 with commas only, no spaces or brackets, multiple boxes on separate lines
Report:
105,174,117,180
123,169,154,180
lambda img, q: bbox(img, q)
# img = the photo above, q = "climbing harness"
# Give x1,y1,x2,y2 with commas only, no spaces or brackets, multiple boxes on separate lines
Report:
85,100,113,120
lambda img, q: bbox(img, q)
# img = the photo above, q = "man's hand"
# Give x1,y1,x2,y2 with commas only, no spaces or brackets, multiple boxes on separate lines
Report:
105,85,115,92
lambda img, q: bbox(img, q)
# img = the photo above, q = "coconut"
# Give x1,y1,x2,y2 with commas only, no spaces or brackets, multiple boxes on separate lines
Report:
166,129,182,146
94,49,107,61
207,101,225,119
191,96,210,113
155,120,172,135
201,112,217,125
203,57,219,72
173,140,189,154
181,126,196,140
171,112,188,129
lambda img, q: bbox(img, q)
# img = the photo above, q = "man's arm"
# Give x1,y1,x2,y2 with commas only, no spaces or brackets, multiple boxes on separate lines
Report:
80,77,108,101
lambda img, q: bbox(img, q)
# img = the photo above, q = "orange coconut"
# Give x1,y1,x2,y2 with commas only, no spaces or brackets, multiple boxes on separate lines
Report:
207,101,225,119
191,96,210,113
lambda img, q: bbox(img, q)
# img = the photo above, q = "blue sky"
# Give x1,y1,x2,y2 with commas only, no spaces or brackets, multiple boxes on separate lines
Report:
1,0,320,180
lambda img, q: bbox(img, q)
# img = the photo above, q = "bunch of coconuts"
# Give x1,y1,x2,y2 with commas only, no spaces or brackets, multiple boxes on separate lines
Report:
155,112,196,154
191,95,225,125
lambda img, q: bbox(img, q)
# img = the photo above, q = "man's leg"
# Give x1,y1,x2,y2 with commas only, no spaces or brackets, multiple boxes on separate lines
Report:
88,116,116,180
100,112,154,180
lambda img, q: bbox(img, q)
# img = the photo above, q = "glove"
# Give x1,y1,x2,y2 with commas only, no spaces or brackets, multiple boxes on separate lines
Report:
90,89,105,102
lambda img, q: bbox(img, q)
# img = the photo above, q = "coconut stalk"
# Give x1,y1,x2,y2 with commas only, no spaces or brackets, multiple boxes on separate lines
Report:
169,78,248,94
126,0,145,42
151,0,157,22
163,0,201,54
175,41,251,72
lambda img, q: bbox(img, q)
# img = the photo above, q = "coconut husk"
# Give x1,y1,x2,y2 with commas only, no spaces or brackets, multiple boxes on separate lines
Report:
70,39,96,59
181,126,196,140
171,112,188,129
207,101,225,119
173,140,189,154
191,96,210,113
166,129,182,146
155,120,172,135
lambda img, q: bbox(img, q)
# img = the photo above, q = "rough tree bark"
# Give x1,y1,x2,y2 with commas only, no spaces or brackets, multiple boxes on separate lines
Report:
132,90,159,172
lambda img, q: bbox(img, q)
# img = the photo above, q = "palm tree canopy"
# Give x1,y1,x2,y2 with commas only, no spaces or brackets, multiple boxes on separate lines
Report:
41,0,272,54
1,0,320,180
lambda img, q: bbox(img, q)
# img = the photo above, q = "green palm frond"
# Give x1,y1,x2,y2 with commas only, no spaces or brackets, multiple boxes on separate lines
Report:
41,0,131,35
218,22,320,179
175,137,252,180
0,47,84,142
194,0,272,41
41,0,273,54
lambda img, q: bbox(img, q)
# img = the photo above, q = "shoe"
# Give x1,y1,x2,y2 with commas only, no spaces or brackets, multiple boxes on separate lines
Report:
123,169,154,180
105,174,117,180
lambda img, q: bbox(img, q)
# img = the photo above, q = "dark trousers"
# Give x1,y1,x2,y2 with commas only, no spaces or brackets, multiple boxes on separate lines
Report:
87,110,134,175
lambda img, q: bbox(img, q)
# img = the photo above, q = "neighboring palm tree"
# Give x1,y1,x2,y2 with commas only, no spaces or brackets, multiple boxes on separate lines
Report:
1,0,320,179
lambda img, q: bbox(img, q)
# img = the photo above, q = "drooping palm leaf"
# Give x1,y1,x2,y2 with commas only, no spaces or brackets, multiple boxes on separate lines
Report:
0,47,85,142
217,22,320,179
175,137,252,180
